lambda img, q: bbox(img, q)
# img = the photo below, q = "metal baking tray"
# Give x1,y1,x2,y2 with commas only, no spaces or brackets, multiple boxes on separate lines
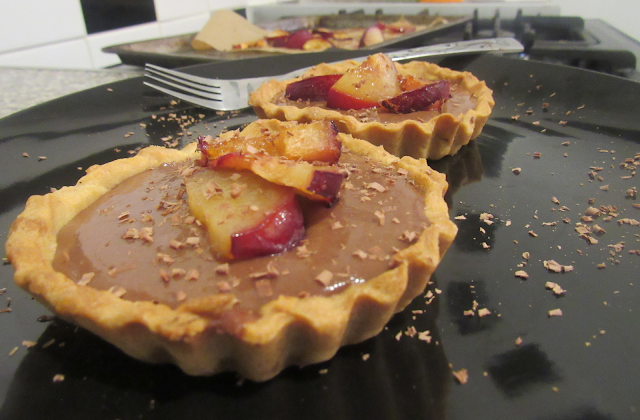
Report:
103,11,471,68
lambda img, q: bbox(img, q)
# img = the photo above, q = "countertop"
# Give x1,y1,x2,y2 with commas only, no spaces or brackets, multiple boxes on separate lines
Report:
0,66,143,119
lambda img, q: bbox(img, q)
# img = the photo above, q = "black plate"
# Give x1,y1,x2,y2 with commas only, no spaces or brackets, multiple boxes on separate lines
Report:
1,53,639,420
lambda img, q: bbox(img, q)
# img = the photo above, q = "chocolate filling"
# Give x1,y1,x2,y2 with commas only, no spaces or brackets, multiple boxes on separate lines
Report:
275,84,478,124
53,150,428,320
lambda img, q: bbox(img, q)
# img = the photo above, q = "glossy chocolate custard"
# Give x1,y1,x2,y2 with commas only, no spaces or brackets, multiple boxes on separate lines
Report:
53,150,428,319
274,84,477,124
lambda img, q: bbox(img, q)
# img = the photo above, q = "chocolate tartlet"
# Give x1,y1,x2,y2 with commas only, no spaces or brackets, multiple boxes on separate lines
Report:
6,120,457,381
249,54,494,160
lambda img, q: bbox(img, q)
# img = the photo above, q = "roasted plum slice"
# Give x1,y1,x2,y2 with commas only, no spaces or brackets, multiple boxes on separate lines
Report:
198,121,341,164
185,168,304,260
285,29,315,49
359,25,385,47
399,74,428,92
301,37,333,51
285,74,343,102
314,28,334,39
272,121,341,164
197,132,276,163
326,53,401,110
381,80,451,114
212,152,344,204
267,35,289,48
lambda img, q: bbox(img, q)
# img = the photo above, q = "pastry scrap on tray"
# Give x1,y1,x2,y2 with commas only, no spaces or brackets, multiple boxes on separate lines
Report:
6,119,457,381
250,52,495,160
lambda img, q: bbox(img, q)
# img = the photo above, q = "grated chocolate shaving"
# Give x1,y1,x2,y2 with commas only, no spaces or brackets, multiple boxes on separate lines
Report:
366,182,388,193
399,230,419,244
217,281,232,293
405,326,417,338
77,272,95,286
296,244,313,258
185,269,199,281
157,253,175,265
140,227,154,243
453,368,469,384
111,287,126,298
548,308,563,317
266,261,280,277
141,214,154,223
418,330,432,343
608,242,625,253
171,214,182,225
229,183,247,198
122,228,140,239
478,308,492,317
352,249,368,260
170,240,184,250
185,237,200,247
254,279,273,297
315,270,333,287
545,281,565,296
215,263,230,275
543,260,573,273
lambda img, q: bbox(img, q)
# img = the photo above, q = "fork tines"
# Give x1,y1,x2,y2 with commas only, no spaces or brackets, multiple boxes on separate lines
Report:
144,64,231,110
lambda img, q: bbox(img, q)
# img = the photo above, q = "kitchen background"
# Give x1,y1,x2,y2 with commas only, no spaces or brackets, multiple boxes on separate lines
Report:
0,0,638,70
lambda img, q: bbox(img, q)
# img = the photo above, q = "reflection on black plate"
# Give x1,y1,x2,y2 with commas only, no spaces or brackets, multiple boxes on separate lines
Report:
1,53,639,420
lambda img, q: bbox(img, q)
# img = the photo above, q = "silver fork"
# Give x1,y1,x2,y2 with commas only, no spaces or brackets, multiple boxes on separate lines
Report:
144,37,523,111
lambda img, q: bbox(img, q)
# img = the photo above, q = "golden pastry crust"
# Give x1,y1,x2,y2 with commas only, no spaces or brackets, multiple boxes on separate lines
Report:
249,58,494,160
5,121,457,381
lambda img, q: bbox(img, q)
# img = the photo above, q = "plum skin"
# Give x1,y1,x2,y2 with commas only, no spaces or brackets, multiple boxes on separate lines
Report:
231,193,305,260
307,170,346,201
285,74,343,102
285,30,314,49
381,80,451,114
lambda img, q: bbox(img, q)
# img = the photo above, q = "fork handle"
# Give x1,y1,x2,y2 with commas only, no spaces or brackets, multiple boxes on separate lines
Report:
272,37,523,82
386,37,524,62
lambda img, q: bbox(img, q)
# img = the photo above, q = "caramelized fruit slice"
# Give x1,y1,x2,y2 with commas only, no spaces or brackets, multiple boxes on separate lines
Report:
302,38,333,51
185,168,304,260
381,80,451,114
314,28,334,39
399,74,427,92
212,152,344,204
272,121,341,164
285,29,314,49
267,35,289,48
199,121,341,164
198,133,276,162
385,18,416,34
285,74,343,102
327,53,401,110
359,25,385,47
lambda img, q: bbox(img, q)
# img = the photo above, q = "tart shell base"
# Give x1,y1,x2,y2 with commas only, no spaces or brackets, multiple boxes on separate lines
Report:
6,125,457,381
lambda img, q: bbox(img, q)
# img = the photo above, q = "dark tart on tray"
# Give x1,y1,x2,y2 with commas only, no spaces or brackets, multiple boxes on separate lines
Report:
6,119,457,381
